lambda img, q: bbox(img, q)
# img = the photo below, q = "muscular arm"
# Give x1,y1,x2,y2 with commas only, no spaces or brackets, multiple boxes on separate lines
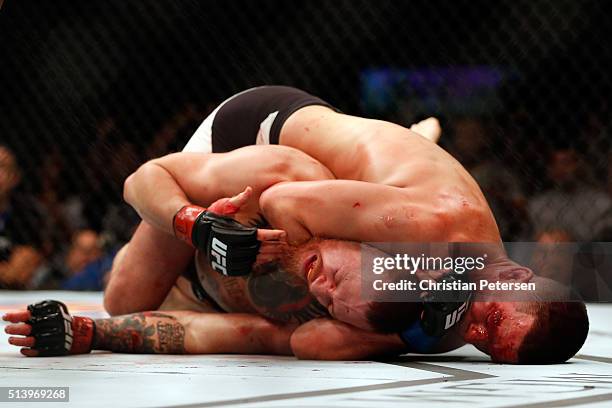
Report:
261,179,498,244
97,313,403,359
123,145,334,234
92,311,295,355
290,318,407,360
4,309,294,356
260,180,443,244
105,146,333,316
7,308,399,359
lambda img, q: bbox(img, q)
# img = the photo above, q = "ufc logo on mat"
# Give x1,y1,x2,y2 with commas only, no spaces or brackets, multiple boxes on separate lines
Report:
210,238,228,275
444,299,470,330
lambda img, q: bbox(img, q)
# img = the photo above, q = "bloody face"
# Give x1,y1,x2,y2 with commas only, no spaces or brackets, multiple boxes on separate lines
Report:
463,301,537,363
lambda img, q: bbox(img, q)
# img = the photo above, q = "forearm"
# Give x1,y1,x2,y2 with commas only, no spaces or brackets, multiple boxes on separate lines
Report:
92,311,295,355
93,312,187,353
124,147,335,236
260,180,414,243
124,159,195,234
291,318,406,360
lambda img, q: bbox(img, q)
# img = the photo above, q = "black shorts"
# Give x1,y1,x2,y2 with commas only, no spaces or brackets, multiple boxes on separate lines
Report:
182,260,224,311
182,85,337,153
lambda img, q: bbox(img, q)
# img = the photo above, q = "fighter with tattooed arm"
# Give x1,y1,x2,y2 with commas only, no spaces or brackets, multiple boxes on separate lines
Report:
4,146,410,359
3,87,588,363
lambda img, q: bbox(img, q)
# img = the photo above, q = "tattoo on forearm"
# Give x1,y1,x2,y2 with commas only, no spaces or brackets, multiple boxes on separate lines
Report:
156,320,185,353
92,312,186,354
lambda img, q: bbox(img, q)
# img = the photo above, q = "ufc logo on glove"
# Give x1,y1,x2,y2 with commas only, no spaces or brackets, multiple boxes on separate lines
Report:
210,238,228,275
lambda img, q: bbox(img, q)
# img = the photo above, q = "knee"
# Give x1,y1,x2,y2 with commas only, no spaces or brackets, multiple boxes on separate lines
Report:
103,286,123,316
103,244,131,316
103,275,128,316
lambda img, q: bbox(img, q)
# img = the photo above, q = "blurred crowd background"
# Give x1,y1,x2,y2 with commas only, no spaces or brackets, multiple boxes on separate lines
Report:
1,0,611,291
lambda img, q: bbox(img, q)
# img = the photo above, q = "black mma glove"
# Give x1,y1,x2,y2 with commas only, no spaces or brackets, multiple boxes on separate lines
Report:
399,272,472,352
173,205,260,276
26,300,95,356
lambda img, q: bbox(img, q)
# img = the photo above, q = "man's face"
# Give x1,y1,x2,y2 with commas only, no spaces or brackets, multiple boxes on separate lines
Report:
462,301,536,363
281,238,378,330
66,230,102,274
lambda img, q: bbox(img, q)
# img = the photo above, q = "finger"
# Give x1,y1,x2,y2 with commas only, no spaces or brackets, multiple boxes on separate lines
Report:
8,336,35,348
257,229,287,242
207,198,235,215
2,310,31,323
20,348,39,357
228,186,253,208
5,323,32,336
259,239,289,248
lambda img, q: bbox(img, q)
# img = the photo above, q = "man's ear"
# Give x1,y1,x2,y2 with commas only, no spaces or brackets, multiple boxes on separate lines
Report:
499,267,534,283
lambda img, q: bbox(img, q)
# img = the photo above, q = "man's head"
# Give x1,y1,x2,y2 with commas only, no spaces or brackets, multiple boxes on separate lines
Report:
275,238,393,330
65,230,102,274
462,276,589,363
241,238,422,333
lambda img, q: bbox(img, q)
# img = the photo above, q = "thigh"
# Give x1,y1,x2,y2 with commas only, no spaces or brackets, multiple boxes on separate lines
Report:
104,222,195,315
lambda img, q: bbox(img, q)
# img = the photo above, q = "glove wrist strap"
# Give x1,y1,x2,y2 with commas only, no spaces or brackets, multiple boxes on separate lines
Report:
70,317,95,355
173,205,206,245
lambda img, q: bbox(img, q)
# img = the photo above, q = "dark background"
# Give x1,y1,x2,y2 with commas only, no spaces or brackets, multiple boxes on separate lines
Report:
2,1,610,155
1,0,611,290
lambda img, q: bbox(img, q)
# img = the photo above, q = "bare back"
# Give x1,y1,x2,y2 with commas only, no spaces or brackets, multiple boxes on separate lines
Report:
278,106,501,242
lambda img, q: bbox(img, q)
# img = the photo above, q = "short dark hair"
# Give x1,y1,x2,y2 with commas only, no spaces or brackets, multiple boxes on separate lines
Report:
517,301,589,364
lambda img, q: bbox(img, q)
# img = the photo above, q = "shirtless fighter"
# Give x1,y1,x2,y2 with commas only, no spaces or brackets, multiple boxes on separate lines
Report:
3,87,588,363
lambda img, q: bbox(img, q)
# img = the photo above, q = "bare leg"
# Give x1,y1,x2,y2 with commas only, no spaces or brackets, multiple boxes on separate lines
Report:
104,221,195,316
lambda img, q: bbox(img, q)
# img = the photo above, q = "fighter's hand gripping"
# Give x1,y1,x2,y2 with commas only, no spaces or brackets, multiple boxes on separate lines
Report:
173,187,286,276
3,300,95,357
